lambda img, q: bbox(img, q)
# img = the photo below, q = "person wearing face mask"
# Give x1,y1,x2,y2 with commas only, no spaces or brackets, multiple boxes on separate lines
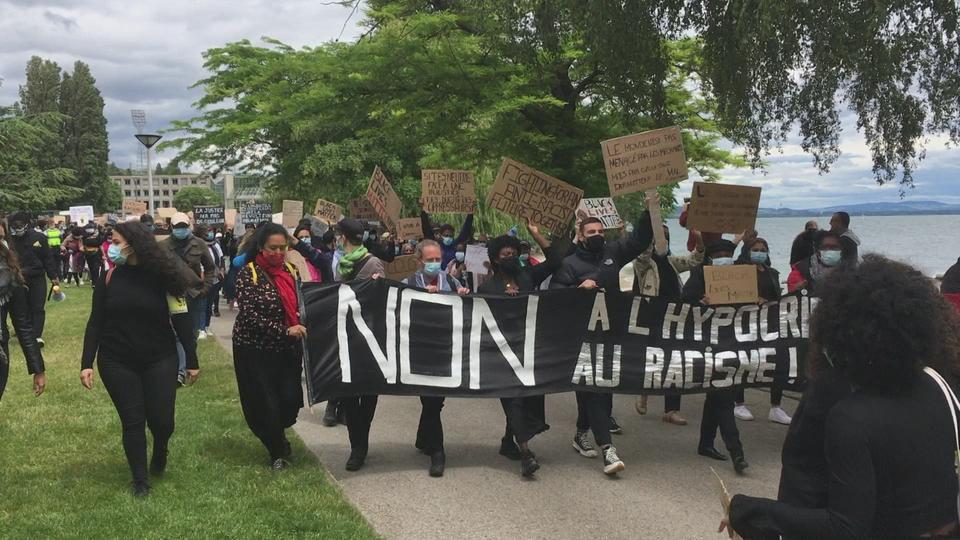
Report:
787,231,844,294
0,222,47,401
400,239,470,477
682,239,749,475
80,224,104,286
139,214,158,235
80,221,200,497
4,212,59,346
419,201,474,268
336,218,386,471
551,211,655,475
478,221,564,478
200,225,225,328
445,242,469,287
789,221,819,266
289,224,330,283
61,226,85,286
232,223,307,471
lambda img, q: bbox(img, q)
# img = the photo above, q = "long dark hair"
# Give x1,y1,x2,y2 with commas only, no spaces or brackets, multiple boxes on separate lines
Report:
114,221,191,296
0,222,24,285
242,223,289,261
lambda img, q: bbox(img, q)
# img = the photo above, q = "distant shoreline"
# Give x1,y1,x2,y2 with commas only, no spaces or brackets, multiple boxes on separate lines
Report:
667,210,960,219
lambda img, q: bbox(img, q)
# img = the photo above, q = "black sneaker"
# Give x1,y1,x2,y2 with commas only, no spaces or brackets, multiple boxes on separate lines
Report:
698,446,728,461
608,416,623,434
271,458,289,471
602,445,625,475
429,451,445,477
321,402,338,427
732,454,749,475
177,373,186,387
572,431,599,458
499,437,522,460
520,450,539,478
131,480,150,498
345,448,367,471
150,448,168,476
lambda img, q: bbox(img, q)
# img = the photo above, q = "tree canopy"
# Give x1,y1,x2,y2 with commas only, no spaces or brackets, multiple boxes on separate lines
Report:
173,186,221,210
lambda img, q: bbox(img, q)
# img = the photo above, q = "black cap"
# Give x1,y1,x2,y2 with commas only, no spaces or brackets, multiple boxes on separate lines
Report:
705,239,737,257
338,218,366,244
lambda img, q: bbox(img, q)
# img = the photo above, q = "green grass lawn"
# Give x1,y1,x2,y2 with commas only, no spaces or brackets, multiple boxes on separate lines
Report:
0,285,378,539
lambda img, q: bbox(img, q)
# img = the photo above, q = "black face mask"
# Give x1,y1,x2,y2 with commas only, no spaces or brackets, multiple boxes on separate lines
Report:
498,256,521,274
584,235,606,253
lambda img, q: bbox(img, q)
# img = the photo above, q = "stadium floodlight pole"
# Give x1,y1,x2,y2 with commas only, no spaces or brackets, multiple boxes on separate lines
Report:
135,134,162,214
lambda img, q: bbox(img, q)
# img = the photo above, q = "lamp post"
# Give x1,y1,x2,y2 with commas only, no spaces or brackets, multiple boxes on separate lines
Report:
134,134,162,214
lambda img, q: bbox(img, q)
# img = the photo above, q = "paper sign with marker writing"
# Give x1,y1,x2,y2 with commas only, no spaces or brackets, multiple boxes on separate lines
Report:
600,126,688,197
313,198,343,224
349,198,379,221
193,205,225,225
464,244,489,276
397,218,422,241
686,182,762,234
240,202,272,225
365,166,403,232
282,200,304,228
576,197,623,229
487,158,582,233
421,170,476,213
384,255,418,282
704,265,759,304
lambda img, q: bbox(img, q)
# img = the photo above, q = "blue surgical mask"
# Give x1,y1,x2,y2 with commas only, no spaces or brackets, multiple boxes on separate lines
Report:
454,251,465,263
171,228,191,240
820,249,842,267
520,253,530,262
107,243,127,265
206,232,215,241
712,257,734,266
442,236,454,246
424,261,442,276
749,251,768,265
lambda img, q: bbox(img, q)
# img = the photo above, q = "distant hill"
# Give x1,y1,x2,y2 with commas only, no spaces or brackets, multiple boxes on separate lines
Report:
755,200,960,217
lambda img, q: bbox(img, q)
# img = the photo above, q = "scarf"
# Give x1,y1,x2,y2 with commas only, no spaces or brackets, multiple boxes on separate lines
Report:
255,252,300,328
338,246,369,280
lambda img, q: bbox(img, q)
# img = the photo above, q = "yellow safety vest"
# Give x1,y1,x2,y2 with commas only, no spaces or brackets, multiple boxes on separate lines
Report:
46,228,61,248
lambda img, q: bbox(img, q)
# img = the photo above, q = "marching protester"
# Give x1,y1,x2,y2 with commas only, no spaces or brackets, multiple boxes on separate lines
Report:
625,218,704,426
80,221,200,497
787,230,844,294
682,239,749,475
336,218,385,471
6,212,59,345
232,223,306,471
551,208,655,476
61,226,85,286
0,222,46,401
420,202,474,267
200,225,225,327
402,239,470,477
479,221,562,478
81,223,104,286
291,223,333,282
788,220,819,265
731,236,792,425
828,211,861,265
723,256,960,539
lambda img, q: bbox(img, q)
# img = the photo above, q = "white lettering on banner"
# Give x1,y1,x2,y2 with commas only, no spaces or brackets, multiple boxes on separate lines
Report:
662,350,683,389
691,306,713,341
683,351,701,388
337,285,397,384
788,347,799,383
644,347,665,389
469,296,539,389
400,289,464,388
594,344,621,388
662,303,690,339
759,302,779,341
588,293,610,331
756,348,777,383
572,344,595,385
710,306,736,345
779,295,801,339
702,349,714,388
734,349,761,385
711,351,738,388
734,304,759,342
628,297,651,336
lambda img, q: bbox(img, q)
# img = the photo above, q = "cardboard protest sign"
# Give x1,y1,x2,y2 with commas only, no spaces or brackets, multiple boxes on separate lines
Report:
600,126,688,196
193,205,225,225
349,198,379,221
704,264,759,304
281,200,304,228
685,181,762,234
576,197,623,229
487,158,583,232
69,205,95,226
365,166,403,232
397,218,422,241
421,170,476,213
464,244,489,276
313,198,343,224
225,209,238,230
240,202,273,225
155,207,178,220
383,255,418,282
286,250,316,283
122,200,147,216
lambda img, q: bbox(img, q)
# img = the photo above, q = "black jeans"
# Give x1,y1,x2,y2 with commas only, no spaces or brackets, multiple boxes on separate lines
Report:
734,385,783,406
574,391,612,447
205,282,223,326
500,395,548,445
24,274,47,338
415,396,445,454
234,344,303,460
343,395,379,451
98,355,178,483
84,251,102,287
699,389,743,457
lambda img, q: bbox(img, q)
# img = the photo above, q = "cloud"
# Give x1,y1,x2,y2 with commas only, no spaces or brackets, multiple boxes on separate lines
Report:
42,10,76,31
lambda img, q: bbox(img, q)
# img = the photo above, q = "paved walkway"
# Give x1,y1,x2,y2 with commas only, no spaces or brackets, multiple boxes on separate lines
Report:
210,308,791,540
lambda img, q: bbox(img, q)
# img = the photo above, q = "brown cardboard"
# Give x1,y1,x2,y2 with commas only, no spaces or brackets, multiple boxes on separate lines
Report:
685,181,762,234
281,200,304,228
487,157,583,232
421,169,476,213
384,254,418,282
704,265,759,304
122,200,147,215
349,198,380,221
397,218,422,241
313,198,343,224
600,126,688,196
365,166,403,232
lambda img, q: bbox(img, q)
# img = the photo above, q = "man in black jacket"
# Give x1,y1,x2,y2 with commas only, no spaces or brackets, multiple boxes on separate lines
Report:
5,212,59,345
550,213,653,476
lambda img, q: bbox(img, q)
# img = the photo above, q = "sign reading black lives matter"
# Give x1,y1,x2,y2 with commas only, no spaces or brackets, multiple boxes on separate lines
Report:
301,280,811,403
193,205,225,225
240,202,273,225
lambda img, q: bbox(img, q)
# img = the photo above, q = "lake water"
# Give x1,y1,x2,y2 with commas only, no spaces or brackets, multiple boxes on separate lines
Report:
660,214,960,279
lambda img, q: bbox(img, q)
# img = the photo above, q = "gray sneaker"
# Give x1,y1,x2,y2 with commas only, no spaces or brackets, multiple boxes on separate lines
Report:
602,445,625,475
572,431,599,458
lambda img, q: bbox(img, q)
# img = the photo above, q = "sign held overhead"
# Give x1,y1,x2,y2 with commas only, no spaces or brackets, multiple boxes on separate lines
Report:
313,198,343,224
601,126,688,196
685,181,762,234
576,197,623,229
421,170,476,213
487,157,583,233
365,166,403,232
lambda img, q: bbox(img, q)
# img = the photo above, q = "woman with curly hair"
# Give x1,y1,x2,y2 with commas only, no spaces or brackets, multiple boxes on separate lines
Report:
80,221,200,497
722,256,960,539
0,221,46,400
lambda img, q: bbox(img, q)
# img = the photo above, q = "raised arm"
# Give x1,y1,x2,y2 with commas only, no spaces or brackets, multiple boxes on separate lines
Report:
455,214,474,244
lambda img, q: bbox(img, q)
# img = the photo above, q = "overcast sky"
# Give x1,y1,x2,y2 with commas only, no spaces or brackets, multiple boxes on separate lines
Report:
2,0,957,210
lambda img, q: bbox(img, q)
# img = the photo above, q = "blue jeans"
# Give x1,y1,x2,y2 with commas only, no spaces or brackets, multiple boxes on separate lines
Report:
176,341,186,377
188,296,208,333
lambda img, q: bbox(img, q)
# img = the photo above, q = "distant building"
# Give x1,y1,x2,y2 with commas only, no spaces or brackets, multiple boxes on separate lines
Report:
111,173,225,211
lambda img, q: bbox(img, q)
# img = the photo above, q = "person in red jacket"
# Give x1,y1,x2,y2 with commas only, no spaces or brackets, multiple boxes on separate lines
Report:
787,231,843,294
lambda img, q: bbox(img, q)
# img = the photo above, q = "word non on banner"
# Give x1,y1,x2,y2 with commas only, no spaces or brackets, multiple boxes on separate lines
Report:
314,198,343,224
301,281,809,403
349,198,380,221
421,170,476,213
193,205,225,225
685,182,762,234
601,126,688,197
282,200,304,228
69,205,95,226
704,265,759,304
397,218,422,241
383,255,418,281
122,200,147,216
576,197,623,229
487,158,583,232
240,202,273,225
366,166,403,232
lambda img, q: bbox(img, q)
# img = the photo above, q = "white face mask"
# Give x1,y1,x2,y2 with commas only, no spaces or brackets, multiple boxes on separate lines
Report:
711,257,735,266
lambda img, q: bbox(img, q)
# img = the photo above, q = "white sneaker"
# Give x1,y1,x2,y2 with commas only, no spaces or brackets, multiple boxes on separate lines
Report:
734,405,754,421
769,406,792,425
197,330,207,340
602,445,625,475
205,328,215,337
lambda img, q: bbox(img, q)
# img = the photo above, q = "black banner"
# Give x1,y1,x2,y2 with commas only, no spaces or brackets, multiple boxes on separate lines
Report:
302,280,811,405
193,205,225,225
240,202,272,225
